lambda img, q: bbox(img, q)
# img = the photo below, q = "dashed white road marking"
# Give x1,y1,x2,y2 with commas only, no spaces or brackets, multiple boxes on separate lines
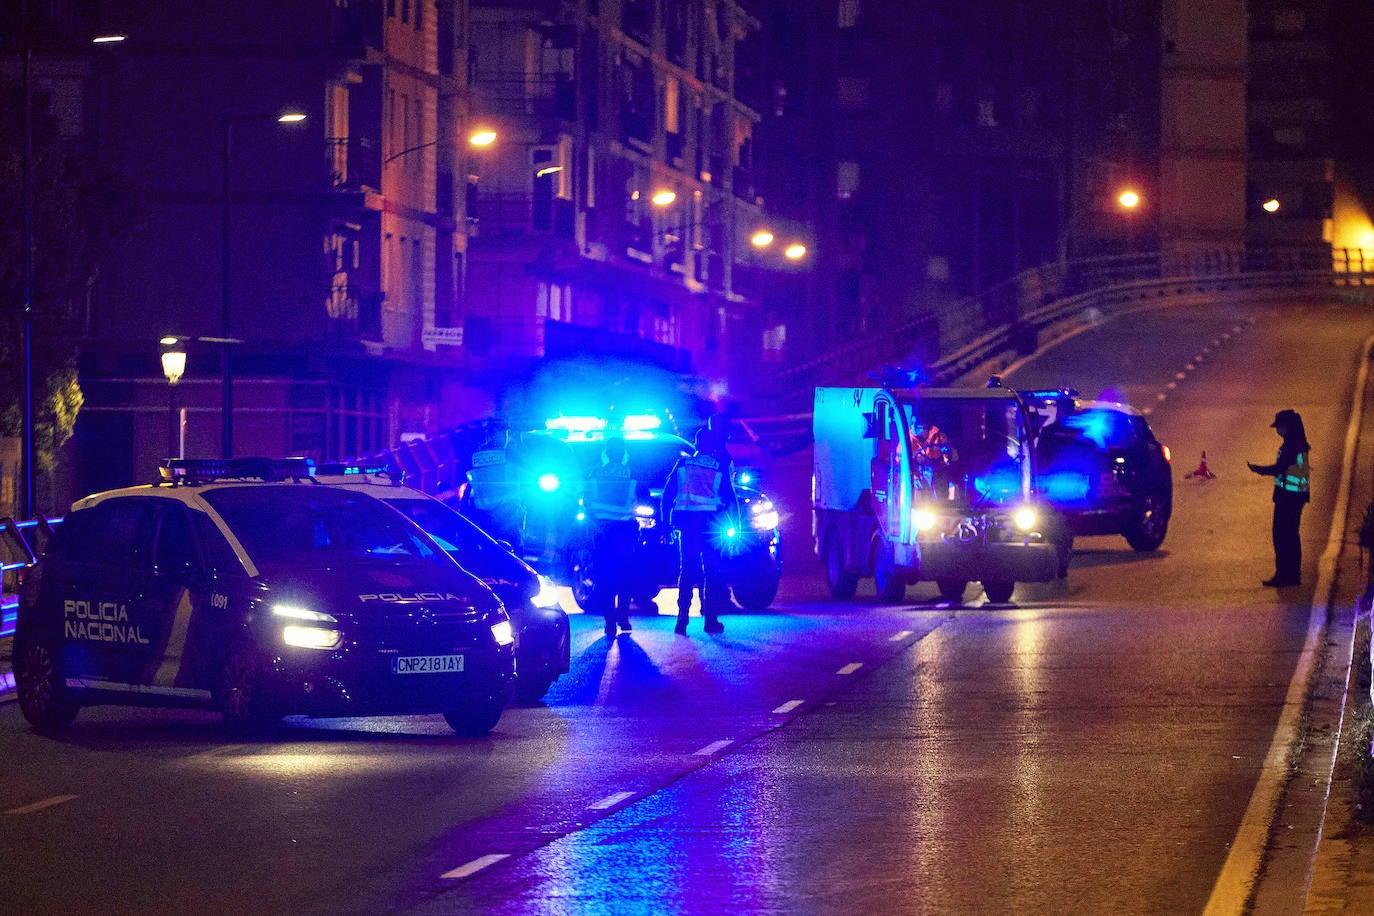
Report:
837,662,863,675
693,739,733,756
1175,371,1187,379
589,791,635,811
441,854,509,880
772,700,804,714
889,630,913,641
5,795,78,816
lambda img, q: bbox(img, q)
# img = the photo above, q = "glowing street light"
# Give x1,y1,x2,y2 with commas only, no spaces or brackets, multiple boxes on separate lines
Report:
784,243,807,260
750,230,775,248
1118,189,1141,210
1263,198,1281,213
469,129,497,147
651,189,677,207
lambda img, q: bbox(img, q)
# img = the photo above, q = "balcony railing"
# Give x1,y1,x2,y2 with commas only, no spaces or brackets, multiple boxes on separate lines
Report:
325,136,379,192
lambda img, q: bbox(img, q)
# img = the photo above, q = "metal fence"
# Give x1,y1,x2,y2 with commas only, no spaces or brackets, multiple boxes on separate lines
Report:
0,517,60,639
776,246,1374,408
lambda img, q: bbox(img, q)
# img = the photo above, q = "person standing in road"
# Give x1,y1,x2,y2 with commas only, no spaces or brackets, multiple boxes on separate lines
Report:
585,436,639,637
464,425,525,550
662,425,738,635
1247,408,1311,587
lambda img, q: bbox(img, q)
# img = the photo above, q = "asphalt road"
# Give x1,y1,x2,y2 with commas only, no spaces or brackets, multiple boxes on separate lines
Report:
1,296,1370,914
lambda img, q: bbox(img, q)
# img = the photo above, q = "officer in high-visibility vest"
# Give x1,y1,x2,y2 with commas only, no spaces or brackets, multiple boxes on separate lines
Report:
585,436,639,637
1247,408,1311,587
661,424,738,635
465,426,525,549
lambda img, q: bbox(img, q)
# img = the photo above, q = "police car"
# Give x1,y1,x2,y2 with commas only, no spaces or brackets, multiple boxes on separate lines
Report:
12,458,516,735
312,464,570,704
507,415,783,611
1027,391,1174,554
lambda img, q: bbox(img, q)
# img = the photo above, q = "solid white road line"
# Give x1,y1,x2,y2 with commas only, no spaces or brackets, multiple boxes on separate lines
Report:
889,630,913,641
441,854,509,880
5,795,78,816
589,791,635,811
693,740,733,757
837,662,863,675
1204,332,1374,914
772,700,804,714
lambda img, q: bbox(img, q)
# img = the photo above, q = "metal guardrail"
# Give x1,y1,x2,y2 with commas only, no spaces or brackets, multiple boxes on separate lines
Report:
776,247,1374,405
0,516,60,639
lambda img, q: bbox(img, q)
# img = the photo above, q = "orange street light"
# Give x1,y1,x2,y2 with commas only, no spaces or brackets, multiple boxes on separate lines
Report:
651,189,677,207
1263,198,1281,213
784,243,807,260
469,129,497,147
750,230,775,248
1118,189,1141,210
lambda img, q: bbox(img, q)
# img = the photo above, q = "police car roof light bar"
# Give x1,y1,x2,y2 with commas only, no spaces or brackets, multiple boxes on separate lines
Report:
159,457,315,485
312,462,404,485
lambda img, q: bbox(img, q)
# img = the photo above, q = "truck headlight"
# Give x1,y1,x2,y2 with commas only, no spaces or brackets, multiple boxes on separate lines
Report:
1013,507,1038,531
490,619,515,646
912,508,937,531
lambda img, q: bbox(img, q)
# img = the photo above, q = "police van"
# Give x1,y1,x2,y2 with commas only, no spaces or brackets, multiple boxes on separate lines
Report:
13,459,516,735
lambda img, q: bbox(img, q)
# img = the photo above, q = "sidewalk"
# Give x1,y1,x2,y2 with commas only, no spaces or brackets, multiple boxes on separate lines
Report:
0,635,13,703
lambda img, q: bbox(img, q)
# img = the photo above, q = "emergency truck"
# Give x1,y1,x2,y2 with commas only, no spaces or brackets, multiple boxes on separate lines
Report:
812,384,1063,604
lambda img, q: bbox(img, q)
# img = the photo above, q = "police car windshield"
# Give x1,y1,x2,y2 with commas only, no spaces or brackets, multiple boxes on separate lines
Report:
381,497,502,558
202,487,446,569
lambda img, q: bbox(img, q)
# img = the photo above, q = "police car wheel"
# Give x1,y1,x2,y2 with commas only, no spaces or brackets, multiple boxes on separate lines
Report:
982,580,1015,604
937,579,967,603
1124,491,1170,552
824,531,858,600
218,644,277,730
15,637,79,731
443,696,504,736
731,574,780,611
515,673,556,705
570,547,601,611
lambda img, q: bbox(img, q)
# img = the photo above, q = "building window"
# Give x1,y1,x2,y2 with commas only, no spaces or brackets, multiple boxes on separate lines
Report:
414,0,423,30
386,0,396,18
401,0,410,25
837,161,860,200
838,0,861,28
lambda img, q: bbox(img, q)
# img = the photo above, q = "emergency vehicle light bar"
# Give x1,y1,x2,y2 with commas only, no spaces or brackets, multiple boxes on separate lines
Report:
159,457,314,484
312,462,401,480
545,415,607,434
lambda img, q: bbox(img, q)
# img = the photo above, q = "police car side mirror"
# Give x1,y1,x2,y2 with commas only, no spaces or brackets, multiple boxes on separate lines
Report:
862,412,877,438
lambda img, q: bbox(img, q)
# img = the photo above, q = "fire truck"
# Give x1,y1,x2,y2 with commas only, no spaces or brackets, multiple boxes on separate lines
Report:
812,382,1065,604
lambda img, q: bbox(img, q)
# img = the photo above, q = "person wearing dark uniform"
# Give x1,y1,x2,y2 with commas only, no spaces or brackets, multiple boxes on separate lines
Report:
585,436,638,637
1247,408,1311,587
661,426,737,635
464,426,525,549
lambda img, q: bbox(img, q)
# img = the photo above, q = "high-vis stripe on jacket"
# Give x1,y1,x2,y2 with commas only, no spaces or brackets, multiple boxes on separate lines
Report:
672,454,724,512
1276,451,1310,495
587,464,637,520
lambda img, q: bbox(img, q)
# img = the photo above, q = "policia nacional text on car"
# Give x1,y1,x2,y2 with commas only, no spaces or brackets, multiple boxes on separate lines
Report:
661,425,738,635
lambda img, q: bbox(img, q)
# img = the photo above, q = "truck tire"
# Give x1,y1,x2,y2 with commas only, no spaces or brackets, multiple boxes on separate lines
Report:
871,536,907,603
1123,490,1170,551
824,531,858,600
732,573,780,611
982,580,1015,604
937,579,967,603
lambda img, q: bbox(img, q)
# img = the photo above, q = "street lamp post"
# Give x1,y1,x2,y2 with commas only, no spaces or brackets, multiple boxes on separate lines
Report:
160,347,186,459
220,109,305,459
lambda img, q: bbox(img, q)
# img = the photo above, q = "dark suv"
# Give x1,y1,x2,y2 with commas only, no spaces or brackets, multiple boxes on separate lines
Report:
1030,397,1173,553
13,459,516,735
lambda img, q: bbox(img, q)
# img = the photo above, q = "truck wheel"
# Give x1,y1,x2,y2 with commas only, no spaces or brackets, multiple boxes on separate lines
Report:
732,574,780,611
982,580,1015,604
14,635,79,732
871,537,907,603
824,531,858,600
937,579,967,603
1123,490,1170,552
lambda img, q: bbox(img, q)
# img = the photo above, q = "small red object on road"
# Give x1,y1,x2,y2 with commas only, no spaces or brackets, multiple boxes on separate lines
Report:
1184,452,1217,480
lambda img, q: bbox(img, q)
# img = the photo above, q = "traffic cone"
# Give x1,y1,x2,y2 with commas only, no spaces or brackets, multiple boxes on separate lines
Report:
1185,452,1217,480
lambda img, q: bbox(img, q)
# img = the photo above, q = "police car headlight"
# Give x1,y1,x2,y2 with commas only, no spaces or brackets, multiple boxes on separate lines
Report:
750,500,780,532
273,604,338,624
490,619,515,646
281,625,343,650
533,575,561,609
912,508,937,531
1013,507,1038,531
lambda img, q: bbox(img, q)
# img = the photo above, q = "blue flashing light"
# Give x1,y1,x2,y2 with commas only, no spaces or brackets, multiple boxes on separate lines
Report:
972,467,1021,501
619,413,662,432
537,473,561,493
1039,470,1091,505
545,415,607,434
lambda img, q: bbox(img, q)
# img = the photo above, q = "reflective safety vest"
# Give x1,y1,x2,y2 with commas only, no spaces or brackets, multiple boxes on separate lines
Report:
467,448,518,510
1276,450,1310,496
586,464,637,521
672,454,725,513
